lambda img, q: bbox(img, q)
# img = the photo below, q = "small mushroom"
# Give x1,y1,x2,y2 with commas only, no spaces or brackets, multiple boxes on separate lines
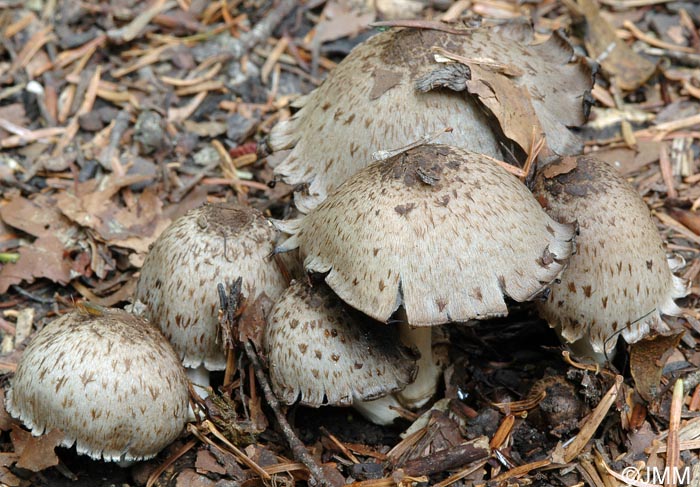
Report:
264,280,417,425
135,203,287,391
276,144,575,406
533,156,689,362
268,24,593,212
5,307,189,463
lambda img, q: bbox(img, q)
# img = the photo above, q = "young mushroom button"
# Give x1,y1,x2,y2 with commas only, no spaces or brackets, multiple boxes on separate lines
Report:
5,308,189,463
267,24,593,213
533,155,689,363
264,280,417,425
274,144,576,408
135,203,288,393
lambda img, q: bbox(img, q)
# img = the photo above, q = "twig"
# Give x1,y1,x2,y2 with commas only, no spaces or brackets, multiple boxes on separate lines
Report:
666,379,683,487
230,0,297,60
243,339,331,487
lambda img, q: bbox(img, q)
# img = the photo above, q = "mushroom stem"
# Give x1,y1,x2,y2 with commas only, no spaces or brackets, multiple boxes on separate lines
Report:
187,365,211,399
353,394,404,425
396,321,442,409
556,327,615,365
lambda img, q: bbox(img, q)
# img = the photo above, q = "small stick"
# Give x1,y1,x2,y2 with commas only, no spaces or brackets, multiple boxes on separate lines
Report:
666,379,684,487
320,427,360,464
243,340,331,487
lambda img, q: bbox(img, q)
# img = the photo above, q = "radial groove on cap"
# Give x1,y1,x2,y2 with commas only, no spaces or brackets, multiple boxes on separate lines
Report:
276,144,575,325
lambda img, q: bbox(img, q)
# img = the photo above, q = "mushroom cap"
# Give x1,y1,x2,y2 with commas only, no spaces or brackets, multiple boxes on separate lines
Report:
276,144,575,326
533,156,689,354
5,308,189,462
264,281,417,406
135,203,287,370
269,24,592,213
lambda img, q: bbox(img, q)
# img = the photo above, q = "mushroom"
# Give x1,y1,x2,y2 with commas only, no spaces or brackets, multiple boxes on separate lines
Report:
533,155,689,362
264,280,417,425
135,202,288,393
268,24,593,213
5,307,189,463
275,144,575,407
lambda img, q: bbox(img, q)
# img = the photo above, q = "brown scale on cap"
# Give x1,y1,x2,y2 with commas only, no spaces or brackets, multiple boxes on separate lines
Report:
135,203,287,370
269,24,593,213
264,281,417,407
533,156,689,357
5,308,189,462
276,144,575,326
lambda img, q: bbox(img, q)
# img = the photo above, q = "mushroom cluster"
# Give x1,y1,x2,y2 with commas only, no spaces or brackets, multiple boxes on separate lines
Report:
268,144,575,420
6,307,189,463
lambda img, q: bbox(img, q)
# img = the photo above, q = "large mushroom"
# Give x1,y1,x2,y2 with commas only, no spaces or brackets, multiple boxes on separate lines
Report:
267,24,593,213
533,155,689,362
135,203,288,392
275,144,575,407
5,307,189,463
264,280,417,424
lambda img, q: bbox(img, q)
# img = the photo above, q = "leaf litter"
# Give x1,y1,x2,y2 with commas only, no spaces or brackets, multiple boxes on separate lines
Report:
0,0,698,486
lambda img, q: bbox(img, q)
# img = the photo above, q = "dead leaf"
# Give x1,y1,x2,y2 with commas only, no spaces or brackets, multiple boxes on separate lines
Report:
542,156,579,179
630,331,684,402
578,0,656,91
314,1,375,45
0,193,77,240
195,448,226,475
175,468,216,487
591,140,662,175
369,68,404,100
0,235,73,293
10,426,63,472
238,293,274,351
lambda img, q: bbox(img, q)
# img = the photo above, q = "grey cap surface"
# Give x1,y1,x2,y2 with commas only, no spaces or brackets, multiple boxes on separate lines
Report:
533,156,689,354
264,281,417,406
276,144,575,325
135,203,288,370
269,25,593,213
5,308,189,462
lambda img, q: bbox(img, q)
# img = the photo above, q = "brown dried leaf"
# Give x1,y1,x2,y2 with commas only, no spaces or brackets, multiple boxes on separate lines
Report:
590,140,661,176
238,293,273,351
175,469,216,487
0,194,76,239
465,62,544,155
578,0,656,90
10,426,63,472
195,448,226,475
630,331,684,402
315,1,375,44
0,235,72,293
370,68,404,100
541,156,579,179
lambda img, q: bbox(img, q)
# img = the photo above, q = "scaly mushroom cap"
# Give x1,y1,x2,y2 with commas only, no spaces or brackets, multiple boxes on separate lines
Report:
533,156,689,354
264,281,417,406
269,24,593,213
5,308,189,462
135,203,287,370
276,145,575,325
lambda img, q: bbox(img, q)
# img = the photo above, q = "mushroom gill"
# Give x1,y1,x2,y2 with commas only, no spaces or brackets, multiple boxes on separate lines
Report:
268,24,593,213
533,155,689,361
